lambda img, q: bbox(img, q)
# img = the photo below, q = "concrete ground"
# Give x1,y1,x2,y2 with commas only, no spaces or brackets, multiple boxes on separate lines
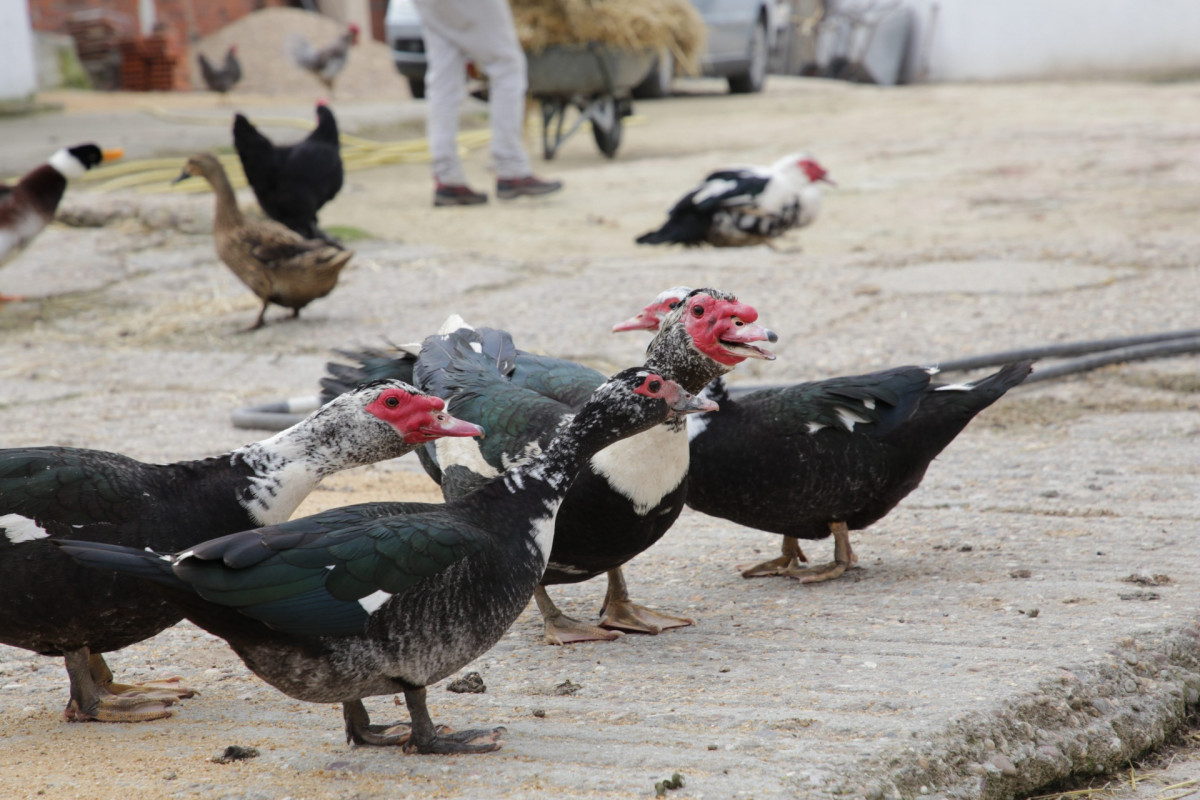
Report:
0,78,1198,800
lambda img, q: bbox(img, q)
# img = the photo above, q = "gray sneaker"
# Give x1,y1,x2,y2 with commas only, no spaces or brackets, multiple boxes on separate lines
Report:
434,184,488,207
496,175,563,199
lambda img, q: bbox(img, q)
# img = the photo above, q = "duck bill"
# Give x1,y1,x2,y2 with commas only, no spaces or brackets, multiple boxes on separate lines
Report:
719,322,778,361
430,415,485,439
612,311,660,333
171,169,192,185
101,148,124,163
669,388,719,417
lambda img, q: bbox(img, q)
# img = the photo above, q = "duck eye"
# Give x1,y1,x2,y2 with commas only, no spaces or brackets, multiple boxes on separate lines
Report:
691,304,704,317
384,395,400,408
648,379,662,393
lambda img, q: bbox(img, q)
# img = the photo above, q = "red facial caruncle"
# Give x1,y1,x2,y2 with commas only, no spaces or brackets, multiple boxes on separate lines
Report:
611,287,689,332
799,158,835,185
366,389,484,444
632,373,720,417
682,293,777,366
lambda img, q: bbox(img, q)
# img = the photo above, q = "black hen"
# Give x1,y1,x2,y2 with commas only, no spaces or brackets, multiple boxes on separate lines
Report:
232,104,344,243
198,46,242,95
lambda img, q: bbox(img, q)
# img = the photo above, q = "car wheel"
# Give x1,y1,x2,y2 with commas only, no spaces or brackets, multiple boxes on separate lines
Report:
407,76,426,99
728,20,768,94
632,50,674,99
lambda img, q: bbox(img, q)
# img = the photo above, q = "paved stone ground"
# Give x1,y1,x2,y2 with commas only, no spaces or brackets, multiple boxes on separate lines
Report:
0,78,1198,800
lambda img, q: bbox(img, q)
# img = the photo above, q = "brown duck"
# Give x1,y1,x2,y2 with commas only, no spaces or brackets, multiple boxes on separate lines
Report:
174,153,353,330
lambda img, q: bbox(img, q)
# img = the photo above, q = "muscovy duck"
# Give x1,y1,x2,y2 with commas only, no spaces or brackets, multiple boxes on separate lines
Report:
58,369,713,753
198,45,242,97
233,104,344,243
405,290,776,644
614,288,1034,582
289,24,359,94
1,380,481,723
174,153,353,330
635,152,833,248
0,143,123,302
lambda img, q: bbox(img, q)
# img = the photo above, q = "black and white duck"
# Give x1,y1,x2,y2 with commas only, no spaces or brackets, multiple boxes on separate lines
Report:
322,289,777,643
1,380,481,723
0,143,123,302
614,287,1033,582
58,369,714,753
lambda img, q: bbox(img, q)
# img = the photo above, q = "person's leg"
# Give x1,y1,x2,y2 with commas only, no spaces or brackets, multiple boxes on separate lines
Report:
414,0,470,187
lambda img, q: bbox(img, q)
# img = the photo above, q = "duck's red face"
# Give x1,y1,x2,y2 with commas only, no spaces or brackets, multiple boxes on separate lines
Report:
681,293,777,366
366,389,484,444
800,158,834,185
632,373,720,417
611,290,687,332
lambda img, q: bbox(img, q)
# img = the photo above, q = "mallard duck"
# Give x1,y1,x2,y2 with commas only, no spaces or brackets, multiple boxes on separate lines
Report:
1,144,123,302
174,153,353,330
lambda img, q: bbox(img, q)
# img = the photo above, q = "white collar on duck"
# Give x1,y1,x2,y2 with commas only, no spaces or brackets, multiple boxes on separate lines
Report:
47,149,89,179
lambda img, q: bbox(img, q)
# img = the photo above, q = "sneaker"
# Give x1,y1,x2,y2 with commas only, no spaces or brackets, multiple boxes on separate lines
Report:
434,184,488,207
496,175,563,199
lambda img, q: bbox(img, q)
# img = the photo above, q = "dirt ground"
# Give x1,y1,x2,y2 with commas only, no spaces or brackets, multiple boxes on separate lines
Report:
1,76,1199,799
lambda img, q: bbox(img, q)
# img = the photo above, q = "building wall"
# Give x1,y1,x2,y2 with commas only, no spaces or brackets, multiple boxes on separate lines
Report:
1,1,38,100
901,0,1200,82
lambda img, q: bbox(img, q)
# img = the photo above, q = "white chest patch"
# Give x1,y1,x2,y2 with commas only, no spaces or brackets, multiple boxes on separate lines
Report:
686,412,711,442
434,436,502,482
589,423,687,515
528,502,559,568
241,460,321,527
1,514,49,544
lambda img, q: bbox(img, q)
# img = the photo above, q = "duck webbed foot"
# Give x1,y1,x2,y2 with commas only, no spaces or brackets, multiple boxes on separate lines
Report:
597,568,694,635
62,651,193,722
740,536,809,577
785,522,858,584
534,586,622,645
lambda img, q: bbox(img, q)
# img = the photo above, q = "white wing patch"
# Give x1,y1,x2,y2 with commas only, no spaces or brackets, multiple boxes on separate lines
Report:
835,406,870,432
692,178,740,205
1,514,49,544
934,382,973,392
358,589,393,614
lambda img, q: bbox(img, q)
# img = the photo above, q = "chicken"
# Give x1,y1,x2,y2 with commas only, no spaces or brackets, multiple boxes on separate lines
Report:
636,152,834,248
233,103,344,243
197,45,242,97
288,23,360,94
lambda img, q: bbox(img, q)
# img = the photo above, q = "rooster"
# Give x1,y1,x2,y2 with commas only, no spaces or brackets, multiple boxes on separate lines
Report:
636,152,834,248
232,103,344,244
288,23,360,94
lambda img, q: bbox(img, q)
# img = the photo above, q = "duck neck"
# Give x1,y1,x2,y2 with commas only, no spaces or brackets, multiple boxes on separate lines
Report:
232,411,412,526
203,165,244,229
645,324,731,394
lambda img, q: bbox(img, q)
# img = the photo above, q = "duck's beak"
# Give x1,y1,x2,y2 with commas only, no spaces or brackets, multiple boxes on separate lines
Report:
667,386,719,417
101,148,124,163
171,169,192,185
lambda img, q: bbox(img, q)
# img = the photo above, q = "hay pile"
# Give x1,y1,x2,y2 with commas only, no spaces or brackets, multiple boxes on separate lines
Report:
512,0,707,74
189,8,409,100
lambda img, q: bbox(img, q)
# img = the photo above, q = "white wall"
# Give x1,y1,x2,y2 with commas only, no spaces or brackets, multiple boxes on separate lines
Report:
901,0,1200,82
0,0,38,100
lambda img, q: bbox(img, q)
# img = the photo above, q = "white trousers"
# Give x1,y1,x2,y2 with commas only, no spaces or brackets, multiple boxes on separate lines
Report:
413,0,532,184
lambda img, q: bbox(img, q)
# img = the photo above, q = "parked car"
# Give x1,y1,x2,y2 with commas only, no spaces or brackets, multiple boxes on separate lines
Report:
385,0,785,101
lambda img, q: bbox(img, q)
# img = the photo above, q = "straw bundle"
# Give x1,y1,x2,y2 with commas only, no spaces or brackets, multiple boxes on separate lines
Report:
512,0,707,74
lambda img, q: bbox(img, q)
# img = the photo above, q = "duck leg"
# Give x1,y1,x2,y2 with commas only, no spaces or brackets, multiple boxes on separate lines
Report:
401,687,506,754
87,652,195,700
787,521,858,584
246,301,269,331
598,568,694,635
740,536,809,578
62,649,184,723
534,585,621,645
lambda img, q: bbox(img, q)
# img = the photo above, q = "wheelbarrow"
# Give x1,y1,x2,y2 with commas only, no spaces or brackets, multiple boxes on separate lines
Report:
525,43,656,159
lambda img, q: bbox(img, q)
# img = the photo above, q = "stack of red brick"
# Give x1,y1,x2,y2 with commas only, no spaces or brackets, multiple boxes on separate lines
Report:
118,33,178,91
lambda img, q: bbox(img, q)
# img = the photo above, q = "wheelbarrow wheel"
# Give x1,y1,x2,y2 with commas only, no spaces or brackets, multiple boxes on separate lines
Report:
591,96,623,158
